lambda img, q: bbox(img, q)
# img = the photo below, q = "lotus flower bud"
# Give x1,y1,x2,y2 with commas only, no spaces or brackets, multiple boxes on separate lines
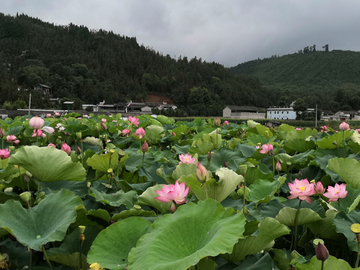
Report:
276,161,282,171
339,122,350,131
196,162,209,183
141,141,149,153
101,121,107,131
20,191,31,203
0,127,4,138
29,116,44,129
223,161,228,167
315,242,329,262
76,146,82,154
214,118,220,127
61,143,71,155
207,151,213,161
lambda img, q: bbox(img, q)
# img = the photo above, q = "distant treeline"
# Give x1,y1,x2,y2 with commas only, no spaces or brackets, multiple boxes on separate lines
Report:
0,13,278,116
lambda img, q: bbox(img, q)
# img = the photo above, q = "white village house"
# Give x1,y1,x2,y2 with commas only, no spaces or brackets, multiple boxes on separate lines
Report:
266,107,297,120
223,106,265,119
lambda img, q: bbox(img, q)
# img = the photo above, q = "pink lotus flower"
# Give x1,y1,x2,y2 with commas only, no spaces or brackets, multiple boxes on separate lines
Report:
48,143,56,147
339,122,350,131
129,116,139,127
29,116,45,129
296,128,302,130
179,153,196,164
6,135,17,143
196,162,209,183
276,161,282,171
321,126,328,133
46,113,52,118
101,118,107,122
314,181,325,195
155,180,190,212
323,183,348,202
42,126,55,134
61,143,72,155
224,121,229,125
141,141,149,153
122,128,130,135
135,128,146,139
288,179,316,203
259,144,273,154
32,129,44,137
55,112,61,117
0,149,10,159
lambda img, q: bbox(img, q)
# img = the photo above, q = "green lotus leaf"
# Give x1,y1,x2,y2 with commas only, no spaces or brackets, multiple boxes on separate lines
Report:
317,131,352,149
86,150,122,173
332,211,360,252
82,136,102,146
87,217,151,270
125,151,155,173
295,255,353,270
90,188,138,209
327,158,360,188
48,253,87,270
275,207,322,226
172,163,197,180
87,209,110,223
248,178,284,203
111,209,157,221
9,146,86,182
156,115,174,125
284,139,316,154
180,168,243,202
128,199,246,270
306,210,341,240
188,139,214,155
145,125,164,145
210,148,246,172
221,217,290,262
0,189,82,250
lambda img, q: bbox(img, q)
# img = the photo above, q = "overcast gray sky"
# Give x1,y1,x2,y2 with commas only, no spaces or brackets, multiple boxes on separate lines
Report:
2,0,360,67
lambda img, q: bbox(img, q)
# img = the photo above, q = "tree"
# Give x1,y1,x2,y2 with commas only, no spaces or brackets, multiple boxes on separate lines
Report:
293,98,307,120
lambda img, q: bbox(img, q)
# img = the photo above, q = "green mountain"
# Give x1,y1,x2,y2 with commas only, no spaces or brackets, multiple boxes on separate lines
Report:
230,50,360,111
0,13,278,116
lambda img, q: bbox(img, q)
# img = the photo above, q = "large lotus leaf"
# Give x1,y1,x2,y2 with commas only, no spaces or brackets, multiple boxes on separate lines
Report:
180,168,243,202
295,255,353,270
172,163,197,180
156,115,174,125
125,151,155,172
316,131,353,149
128,199,246,270
248,177,286,203
275,207,322,226
90,188,138,209
137,184,172,213
48,253,87,270
332,211,360,252
188,139,214,155
8,146,86,182
221,217,290,262
327,158,360,188
306,210,342,240
111,209,157,221
87,217,151,270
244,165,274,185
210,148,246,172
284,139,316,154
86,151,122,172
145,125,164,145
0,189,82,250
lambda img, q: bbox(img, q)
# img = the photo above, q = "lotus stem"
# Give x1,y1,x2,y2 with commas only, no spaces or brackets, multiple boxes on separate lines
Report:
42,245,52,269
242,178,246,214
321,260,324,270
292,200,302,251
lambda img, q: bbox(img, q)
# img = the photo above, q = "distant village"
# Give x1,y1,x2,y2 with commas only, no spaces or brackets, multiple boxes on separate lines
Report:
1,83,358,121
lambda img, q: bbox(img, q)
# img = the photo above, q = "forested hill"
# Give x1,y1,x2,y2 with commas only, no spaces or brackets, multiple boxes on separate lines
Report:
0,13,277,116
230,50,360,111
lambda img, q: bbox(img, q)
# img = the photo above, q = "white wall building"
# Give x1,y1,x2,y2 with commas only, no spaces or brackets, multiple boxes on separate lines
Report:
267,107,296,120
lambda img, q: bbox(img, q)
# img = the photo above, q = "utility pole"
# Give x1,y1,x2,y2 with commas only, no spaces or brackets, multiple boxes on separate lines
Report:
315,104,317,127
28,93,31,115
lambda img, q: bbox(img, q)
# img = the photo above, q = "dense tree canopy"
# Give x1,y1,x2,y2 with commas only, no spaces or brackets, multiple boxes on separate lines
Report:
0,13,276,116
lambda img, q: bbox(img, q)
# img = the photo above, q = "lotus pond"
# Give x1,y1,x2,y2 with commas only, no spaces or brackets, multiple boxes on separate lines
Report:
1,113,360,270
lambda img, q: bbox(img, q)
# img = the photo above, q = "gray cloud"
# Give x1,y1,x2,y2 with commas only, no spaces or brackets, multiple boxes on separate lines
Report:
2,0,360,67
